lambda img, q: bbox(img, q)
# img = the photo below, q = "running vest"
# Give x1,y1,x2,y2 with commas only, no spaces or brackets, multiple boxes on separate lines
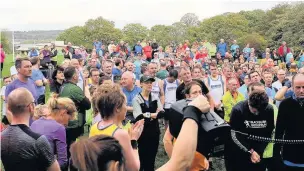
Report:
89,123,119,137
151,77,161,98
164,79,179,109
208,75,225,104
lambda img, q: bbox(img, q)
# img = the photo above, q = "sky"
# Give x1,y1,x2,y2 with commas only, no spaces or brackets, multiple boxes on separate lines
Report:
0,0,285,31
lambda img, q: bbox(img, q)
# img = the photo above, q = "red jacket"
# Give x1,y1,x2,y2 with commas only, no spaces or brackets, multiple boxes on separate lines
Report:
143,46,152,58
278,45,290,57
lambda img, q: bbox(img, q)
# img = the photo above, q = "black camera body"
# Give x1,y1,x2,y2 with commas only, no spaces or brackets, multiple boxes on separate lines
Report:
168,99,231,158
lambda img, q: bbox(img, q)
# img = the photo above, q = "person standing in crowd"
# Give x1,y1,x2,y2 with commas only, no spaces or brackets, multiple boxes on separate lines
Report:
5,57,38,103
151,39,159,59
225,87,274,171
0,44,5,73
70,59,84,91
89,83,144,171
272,69,287,106
1,76,12,126
230,40,239,57
121,71,142,122
50,66,65,94
93,39,102,53
87,68,100,88
148,62,165,105
50,43,58,67
222,78,245,122
31,96,77,171
112,58,123,77
132,75,164,171
277,41,290,63
274,73,304,171
30,57,48,104
1,88,60,171
40,45,52,67
143,42,152,62
28,47,39,58
217,39,227,59
242,43,251,60
102,60,113,78
108,40,116,55
204,64,226,117
164,81,210,171
191,65,205,80
156,61,169,80
134,41,143,55
238,74,250,97
59,66,91,160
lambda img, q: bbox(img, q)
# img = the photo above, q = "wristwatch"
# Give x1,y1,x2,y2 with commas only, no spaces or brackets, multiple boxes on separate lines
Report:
143,112,151,118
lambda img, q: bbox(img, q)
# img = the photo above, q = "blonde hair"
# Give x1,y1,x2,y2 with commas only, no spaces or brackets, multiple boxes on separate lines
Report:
33,104,49,120
47,96,77,120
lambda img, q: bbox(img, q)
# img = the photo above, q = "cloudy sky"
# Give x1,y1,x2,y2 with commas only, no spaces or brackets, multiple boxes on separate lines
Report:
1,0,284,31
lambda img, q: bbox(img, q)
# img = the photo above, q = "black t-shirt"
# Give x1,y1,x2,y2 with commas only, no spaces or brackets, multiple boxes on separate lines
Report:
176,79,209,101
1,124,55,171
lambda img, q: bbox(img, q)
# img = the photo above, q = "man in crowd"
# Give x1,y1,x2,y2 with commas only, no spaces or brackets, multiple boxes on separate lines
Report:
277,41,290,63
102,60,113,78
148,62,165,105
156,61,169,80
217,39,227,59
59,66,91,159
112,58,123,77
121,71,142,122
222,78,245,122
1,88,60,171
204,64,226,117
272,69,287,106
230,40,239,57
226,84,274,171
238,74,250,98
70,59,84,91
274,73,304,171
133,41,143,55
5,57,38,103
88,68,100,88
30,57,48,104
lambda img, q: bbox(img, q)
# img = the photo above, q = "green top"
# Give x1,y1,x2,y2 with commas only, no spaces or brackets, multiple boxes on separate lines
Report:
156,69,169,80
263,103,278,158
222,91,245,122
59,82,85,128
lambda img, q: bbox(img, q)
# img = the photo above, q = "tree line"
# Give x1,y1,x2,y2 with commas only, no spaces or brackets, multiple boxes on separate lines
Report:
21,3,304,55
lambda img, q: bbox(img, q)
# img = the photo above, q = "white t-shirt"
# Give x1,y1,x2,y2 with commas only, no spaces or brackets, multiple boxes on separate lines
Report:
10,66,17,76
1,86,6,115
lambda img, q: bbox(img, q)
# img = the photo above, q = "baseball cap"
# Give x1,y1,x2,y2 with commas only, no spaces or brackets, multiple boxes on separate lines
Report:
140,75,155,83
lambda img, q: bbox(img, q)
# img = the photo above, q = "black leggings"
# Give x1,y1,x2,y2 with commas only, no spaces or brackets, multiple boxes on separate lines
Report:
138,134,160,171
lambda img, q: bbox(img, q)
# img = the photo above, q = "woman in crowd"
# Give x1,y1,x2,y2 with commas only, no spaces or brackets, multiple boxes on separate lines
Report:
163,81,209,171
191,65,205,80
132,75,164,171
50,66,65,94
89,83,144,171
30,96,77,171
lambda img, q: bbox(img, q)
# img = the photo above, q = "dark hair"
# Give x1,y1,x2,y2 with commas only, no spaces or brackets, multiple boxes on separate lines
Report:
29,56,40,65
15,57,30,69
248,90,269,111
248,70,260,80
115,58,122,67
168,69,178,79
3,76,11,81
98,75,111,85
52,66,65,81
64,66,77,81
247,82,264,94
94,84,125,120
70,135,124,171
90,68,100,77
184,81,202,95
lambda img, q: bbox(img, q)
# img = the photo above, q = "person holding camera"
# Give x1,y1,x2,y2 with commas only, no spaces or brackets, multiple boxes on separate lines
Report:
132,75,164,171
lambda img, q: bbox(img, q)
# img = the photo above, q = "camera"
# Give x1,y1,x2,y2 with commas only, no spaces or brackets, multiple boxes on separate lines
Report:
167,99,231,157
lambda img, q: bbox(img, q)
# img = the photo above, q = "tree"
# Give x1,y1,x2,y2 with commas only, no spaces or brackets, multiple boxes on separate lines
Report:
169,22,188,44
122,23,148,46
1,32,12,53
56,26,89,47
180,13,199,27
238,33,267,52
149,25,172,47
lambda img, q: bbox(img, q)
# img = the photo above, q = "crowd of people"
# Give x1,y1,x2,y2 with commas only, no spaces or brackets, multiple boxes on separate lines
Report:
1,38,304,171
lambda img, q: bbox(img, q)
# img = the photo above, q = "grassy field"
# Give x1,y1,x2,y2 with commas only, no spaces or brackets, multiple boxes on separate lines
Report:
0,54,169,169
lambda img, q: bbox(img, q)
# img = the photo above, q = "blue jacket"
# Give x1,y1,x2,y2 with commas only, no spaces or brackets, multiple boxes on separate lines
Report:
217,43,227,57
134,45,142,54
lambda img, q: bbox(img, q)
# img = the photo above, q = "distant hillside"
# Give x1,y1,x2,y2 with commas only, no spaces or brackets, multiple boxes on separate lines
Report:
3,30,64,43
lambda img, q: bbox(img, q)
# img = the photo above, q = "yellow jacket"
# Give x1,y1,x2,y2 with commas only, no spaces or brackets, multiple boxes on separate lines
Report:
222,91,245,122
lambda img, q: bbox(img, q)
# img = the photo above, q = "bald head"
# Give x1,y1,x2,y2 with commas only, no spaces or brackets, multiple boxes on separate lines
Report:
7,88,34,116
121,71,135,88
